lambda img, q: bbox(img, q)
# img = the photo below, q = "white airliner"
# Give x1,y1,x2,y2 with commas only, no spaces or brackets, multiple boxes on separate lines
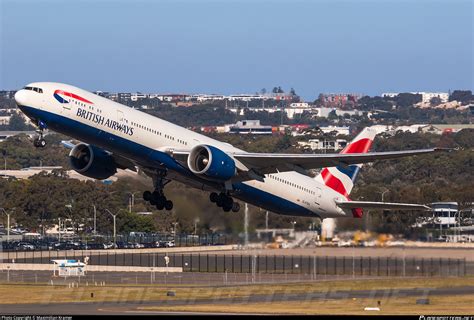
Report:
14,82,441,219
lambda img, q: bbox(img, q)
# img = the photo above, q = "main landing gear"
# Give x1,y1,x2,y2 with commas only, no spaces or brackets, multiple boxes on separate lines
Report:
210,192,240,212
33,120,47,148
143,170,173,211
143,190,173,211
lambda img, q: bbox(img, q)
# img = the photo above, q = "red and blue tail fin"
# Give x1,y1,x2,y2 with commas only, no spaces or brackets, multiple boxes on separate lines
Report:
315,127,377,200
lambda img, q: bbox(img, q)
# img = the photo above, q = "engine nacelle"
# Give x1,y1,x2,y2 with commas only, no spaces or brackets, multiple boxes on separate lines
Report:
69,144,117,180
187,145,236,181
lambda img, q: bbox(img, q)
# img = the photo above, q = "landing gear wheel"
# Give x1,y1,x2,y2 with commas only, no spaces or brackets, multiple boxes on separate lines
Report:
156,202,165,210
152,191,162,201
210,192,218,203
164,200,173,211
224,196,233,208
216,193,228,207
231,202,240,212
34,138,46,148
39,139,46,147
143,191,152,201
223,205,232,212
155,196,166,209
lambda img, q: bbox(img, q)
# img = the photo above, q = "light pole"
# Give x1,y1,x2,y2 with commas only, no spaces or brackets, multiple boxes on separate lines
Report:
173,222,178,235
2,150,6,171
173,222,178,242
379,189,389,202
265,211,269,230
194,217,200,235
92,205,97,235
1,208,15,242
105,209,119,247
65,204,73,233
58,217,61,242
128,192,136,213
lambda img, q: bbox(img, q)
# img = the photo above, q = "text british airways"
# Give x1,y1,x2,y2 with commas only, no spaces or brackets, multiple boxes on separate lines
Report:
76,108,134,136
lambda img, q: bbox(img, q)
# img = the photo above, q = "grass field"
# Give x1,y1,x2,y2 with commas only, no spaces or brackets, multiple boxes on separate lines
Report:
139,295,474,315
0,276,473,306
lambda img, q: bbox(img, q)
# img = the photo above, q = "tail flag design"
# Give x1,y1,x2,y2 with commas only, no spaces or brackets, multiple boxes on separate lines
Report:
315,127,378,200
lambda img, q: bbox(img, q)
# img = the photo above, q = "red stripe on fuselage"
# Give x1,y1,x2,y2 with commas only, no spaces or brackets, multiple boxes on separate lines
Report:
54,90,93,104
341,138,372,154
321,168,349,198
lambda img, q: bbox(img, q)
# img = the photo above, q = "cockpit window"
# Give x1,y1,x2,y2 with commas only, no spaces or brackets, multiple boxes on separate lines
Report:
24,86,43,93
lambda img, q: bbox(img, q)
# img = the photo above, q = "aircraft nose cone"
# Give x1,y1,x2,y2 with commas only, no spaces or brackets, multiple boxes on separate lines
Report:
14,89,28,107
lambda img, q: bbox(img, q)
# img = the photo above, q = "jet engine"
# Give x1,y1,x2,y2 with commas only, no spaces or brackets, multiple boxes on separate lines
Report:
187,145,236,181
69,144,117,180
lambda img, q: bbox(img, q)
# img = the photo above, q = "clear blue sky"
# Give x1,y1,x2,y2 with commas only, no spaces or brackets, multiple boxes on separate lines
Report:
1,0,472,100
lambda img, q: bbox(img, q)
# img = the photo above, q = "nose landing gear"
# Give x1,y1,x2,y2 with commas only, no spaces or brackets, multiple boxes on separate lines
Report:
33,120,47,148
210,192,240,212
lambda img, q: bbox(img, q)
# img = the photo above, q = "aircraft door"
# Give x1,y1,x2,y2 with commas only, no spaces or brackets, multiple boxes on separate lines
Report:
314,187,321,205
117,110,125,123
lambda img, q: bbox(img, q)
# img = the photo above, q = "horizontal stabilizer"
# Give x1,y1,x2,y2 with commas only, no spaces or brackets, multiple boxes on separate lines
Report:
336,200,431,211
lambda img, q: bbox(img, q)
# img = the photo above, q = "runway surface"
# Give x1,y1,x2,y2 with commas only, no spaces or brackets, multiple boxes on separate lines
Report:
1,285,473,315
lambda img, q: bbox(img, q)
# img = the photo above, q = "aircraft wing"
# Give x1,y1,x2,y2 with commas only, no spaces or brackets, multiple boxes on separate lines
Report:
335,200,431,211
232,148,445,173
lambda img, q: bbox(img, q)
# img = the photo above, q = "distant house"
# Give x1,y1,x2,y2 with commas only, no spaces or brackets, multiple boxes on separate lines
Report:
0,130,38,142
226,120,272,135
420,124,474,135
298,139,348,151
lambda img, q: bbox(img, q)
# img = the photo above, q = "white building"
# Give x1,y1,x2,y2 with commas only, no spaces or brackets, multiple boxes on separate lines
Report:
381,93,398,98
192,94,226,102
298,139,348,151
289,102,310,108
313,107,364,118
225,120,273,135
285,107,310,119
382,92,449,104
0,116,11,125
430,202,459,227
319,126,350,136
130,93,147,101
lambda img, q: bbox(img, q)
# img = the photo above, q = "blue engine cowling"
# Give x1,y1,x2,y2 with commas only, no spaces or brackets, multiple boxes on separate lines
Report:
187,145,236,181
69,144,117,180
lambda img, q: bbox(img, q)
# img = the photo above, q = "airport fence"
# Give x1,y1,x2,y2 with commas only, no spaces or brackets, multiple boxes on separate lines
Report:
0,233,228,251
1,251,472,277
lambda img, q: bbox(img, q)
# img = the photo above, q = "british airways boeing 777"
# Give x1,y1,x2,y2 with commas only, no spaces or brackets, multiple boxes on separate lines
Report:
15,82,441,219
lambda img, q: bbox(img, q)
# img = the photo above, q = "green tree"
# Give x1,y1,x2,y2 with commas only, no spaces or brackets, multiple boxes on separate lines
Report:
8,114,30,131
394,93,422,108
449,90,473,104
430,96,442,106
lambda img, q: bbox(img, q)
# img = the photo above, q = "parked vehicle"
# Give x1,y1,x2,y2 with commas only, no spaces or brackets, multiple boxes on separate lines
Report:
15,242,35,251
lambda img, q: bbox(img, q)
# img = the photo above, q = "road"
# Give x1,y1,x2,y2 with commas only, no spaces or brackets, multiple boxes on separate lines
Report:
1,286,473,315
